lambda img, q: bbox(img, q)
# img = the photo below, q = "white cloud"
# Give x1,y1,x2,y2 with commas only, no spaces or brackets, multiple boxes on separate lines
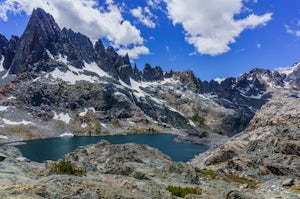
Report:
188,51,197,56
130,6,156,28
118,45,150,60
285,24,300,37
163,0,272,55
147,0,162,9
0,0,149,59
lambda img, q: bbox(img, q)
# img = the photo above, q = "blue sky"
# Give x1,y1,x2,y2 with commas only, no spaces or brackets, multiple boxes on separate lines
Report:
0,0,300,81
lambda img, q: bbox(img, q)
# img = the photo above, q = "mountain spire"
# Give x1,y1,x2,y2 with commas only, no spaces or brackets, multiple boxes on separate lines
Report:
9,8,61,74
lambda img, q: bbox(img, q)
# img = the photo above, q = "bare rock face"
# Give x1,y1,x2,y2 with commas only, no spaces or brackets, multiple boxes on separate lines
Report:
191,89,300,178
62,140,201,184
142,63,164,82
0,34,8,56
0,141,203,198
285,63,300,90
2,35,19,70
10,8,61,74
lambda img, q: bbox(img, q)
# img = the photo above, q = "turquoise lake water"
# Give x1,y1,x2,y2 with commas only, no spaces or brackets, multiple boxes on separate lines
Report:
16,134,209,162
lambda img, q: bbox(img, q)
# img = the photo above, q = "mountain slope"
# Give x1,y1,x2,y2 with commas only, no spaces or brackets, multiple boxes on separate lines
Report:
0,8,299,143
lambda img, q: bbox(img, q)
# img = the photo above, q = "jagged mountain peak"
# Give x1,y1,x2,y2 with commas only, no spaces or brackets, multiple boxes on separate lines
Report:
9,8,61,74
283,62,300,90
277,62,300,76
30,8,60,32
0,34,8,52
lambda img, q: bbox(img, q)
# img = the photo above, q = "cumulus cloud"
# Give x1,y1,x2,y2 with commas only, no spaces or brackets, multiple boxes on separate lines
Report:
130,6,156,28
118,45,150,60
0,0,150,59
163,0,272,55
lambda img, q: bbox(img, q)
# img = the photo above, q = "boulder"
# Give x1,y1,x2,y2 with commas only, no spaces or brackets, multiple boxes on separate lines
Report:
282,178,294,187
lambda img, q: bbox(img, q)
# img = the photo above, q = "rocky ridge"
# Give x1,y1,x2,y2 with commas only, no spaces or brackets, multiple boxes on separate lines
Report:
190,87,300,198
1,8,299,143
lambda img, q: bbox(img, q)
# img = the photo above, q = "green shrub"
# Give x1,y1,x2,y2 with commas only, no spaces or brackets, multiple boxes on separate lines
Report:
50,159,86,176
191,112,205,127
223,175,258,189
166,185,202,197
195,168,217,180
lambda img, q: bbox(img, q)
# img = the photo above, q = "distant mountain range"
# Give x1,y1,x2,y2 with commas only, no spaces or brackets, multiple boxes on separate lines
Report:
0,8,299,142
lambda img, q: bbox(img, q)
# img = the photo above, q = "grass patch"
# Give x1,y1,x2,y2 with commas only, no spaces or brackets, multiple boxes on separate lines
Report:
111,119,122,128
166,185,202,198
289,186,300,194
195,168,217,180
223,175,259,189
49,159,86,176
190,112,205,127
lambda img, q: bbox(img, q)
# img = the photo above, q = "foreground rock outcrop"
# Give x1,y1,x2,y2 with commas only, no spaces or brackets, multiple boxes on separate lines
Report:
0,141,228,198
1,138,299,198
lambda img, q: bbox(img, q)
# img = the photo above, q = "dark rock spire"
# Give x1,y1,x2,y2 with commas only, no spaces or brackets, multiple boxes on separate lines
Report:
9,8,61,74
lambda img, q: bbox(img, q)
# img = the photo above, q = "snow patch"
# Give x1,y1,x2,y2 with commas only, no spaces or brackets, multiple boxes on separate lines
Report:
48,54,111,84
16,157,28,161
49,67,93,84
0,56,5,72
0,135,8,139
59,132,74,137
168,106,185,116
57,54,68,64
81,123,88,128
261,74,280,88
276,63,300,76
128,121,135,125
0,106,8,111
46,50,54,60
159,78,181,85
2,119,33,125
101,123,107,128
1,68,10,79
189,120,196,127
33,77,41,82
240,91,267,99
114,92,128,98
119,79,146,98
79,108,96,116
84,61,110,78
53,112,72,124
204,93,218,99
214,77,225,84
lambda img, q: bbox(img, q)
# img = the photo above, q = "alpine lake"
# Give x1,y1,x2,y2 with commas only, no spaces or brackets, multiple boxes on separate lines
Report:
15,134,209,162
